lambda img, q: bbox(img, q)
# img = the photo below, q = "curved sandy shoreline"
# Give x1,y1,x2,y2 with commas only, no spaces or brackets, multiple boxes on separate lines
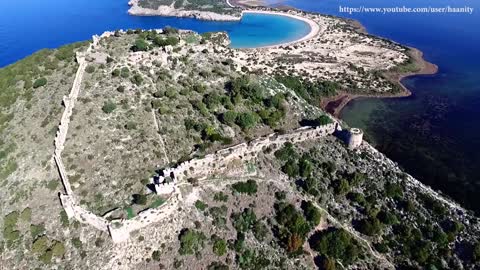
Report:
241,10,320,48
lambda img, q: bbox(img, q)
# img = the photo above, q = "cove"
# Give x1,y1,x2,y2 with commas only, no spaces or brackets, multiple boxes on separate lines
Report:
0,0,310,67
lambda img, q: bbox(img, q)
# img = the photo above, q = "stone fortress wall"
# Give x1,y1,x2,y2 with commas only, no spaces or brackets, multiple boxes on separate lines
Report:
111,123,340,242
53,34,115,233
160,123,338,184
52,32,363,243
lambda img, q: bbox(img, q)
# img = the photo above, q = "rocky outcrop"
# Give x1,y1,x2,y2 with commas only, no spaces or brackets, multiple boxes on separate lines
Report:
128,0,241,21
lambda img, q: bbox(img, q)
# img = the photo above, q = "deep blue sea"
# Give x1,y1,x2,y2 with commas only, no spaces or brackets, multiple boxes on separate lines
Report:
1,0,480,213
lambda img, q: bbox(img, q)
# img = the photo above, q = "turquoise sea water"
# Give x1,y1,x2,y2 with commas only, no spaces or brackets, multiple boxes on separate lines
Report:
0,1,310,67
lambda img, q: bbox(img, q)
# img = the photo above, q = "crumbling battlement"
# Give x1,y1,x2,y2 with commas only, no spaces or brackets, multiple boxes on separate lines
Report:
153,123,338,188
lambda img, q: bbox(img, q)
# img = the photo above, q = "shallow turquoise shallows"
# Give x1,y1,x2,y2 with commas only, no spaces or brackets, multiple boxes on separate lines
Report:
0,0,311,67
229,13,311,48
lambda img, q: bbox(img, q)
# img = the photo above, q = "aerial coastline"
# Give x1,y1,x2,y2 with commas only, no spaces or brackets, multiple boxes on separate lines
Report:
2,0,480,268
127,0,437,116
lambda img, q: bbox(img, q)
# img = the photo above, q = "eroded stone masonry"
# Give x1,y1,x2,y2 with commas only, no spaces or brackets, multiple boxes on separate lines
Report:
52,33,363,243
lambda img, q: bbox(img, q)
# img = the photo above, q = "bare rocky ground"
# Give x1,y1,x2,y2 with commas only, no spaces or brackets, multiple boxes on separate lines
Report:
0,26,479,270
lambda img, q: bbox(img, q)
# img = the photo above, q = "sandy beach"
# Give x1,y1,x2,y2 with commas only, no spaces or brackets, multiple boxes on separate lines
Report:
242,10,320,48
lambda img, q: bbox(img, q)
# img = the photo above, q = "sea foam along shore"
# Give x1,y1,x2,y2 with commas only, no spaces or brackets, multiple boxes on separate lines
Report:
241,10,320,48
127,0,242,21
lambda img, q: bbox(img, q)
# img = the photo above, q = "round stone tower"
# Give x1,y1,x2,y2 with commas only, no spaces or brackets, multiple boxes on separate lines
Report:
347,128,363,149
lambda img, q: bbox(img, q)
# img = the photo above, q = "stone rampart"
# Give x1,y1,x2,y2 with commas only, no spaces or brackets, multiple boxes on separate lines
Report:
107,194,179,243
158,123,337,184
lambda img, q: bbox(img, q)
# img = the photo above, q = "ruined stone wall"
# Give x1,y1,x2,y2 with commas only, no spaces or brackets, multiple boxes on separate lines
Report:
166,123,337,183
108,194,180,243
53,36,110,233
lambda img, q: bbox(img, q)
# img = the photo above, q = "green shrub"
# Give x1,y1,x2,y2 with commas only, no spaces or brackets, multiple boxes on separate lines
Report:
46,180,59,191
124,121,137,130
221,111,237,125
310,229,360,265
152,250,161,261
282,160,299,178
236,248,270,269
59,210,69,227
212,236,227,256
153,36,179,47
207,261,229,270
126,207,135,219
31,224,45,239
274,203,310,253
3,211,19,242
85,65,95,73
333,179,350,195
131,39,149,52
473,242,480,262
39,250,53,264
213,192,228,202
385,182,404,199
253,221,269,241
232,208,257,233
72,238,82,249
301,200,321,226
131,74,143,85
236,112,258,130
178,229,206,255
20,207,32,222
102,100,116,114
357,217,383,236
112,69,120,77
231,180,257,195
32,235,49,254
317,256,337,270
33,78,47,88
274,143,297,161
149,198,165,208
51,241,65,257
195,200,207,211
120,67,130,78
209,206,228,228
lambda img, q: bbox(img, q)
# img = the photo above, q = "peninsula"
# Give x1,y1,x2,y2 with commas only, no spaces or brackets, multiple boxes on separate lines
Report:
0,1,477,270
